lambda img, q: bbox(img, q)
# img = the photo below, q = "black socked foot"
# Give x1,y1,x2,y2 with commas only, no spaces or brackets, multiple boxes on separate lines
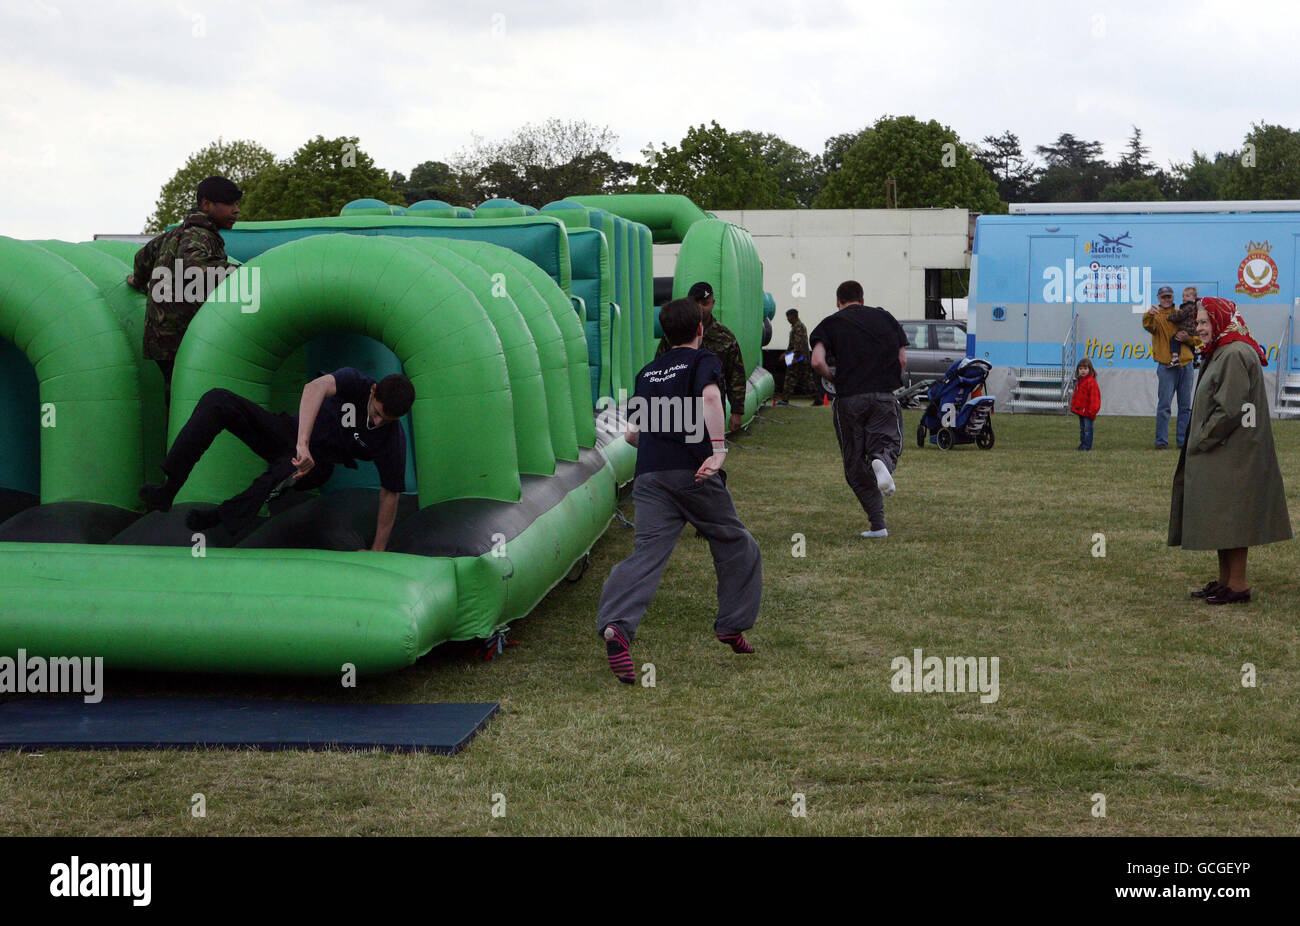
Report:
185,508,222,532
139,482,175,513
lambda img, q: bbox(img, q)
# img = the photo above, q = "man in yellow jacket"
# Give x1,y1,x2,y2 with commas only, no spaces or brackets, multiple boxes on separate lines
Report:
1142,285,1197,449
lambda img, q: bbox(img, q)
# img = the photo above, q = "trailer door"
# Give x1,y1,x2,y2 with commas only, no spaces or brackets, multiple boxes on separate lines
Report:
1292,236,1300,371
1027,236,1075,365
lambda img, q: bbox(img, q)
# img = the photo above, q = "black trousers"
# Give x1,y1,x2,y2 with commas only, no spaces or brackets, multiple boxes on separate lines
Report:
831,391,903,530
162,389,333,530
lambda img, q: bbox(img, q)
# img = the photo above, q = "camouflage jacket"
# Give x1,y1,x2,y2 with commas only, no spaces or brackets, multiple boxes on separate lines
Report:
787,320,810,357
131,212,235,347
657,316,748,412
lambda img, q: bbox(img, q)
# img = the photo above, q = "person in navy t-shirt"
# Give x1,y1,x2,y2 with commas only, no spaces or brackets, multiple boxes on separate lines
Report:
594,298,763,684
139,367,415,550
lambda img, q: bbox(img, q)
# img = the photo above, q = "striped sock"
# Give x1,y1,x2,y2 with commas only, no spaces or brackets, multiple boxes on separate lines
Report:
717,631,755,654
603,625,635,684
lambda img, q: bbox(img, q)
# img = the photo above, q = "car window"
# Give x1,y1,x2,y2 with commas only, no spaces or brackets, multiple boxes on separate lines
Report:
934,325,965,351
901,322,928,349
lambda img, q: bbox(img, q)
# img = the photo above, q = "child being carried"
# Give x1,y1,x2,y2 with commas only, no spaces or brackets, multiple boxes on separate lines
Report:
1166,288,1199,368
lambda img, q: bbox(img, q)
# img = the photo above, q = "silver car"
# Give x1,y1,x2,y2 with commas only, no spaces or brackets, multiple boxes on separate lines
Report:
899,320,967,387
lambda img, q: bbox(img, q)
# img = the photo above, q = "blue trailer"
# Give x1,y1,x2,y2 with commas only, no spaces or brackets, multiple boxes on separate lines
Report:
969,202,1300,416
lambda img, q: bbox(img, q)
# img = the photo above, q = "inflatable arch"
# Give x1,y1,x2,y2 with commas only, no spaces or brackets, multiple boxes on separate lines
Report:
0,233,616,673
0,193,763,675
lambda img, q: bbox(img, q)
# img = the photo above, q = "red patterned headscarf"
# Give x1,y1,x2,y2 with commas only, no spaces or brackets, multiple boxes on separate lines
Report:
1198,296,1267,366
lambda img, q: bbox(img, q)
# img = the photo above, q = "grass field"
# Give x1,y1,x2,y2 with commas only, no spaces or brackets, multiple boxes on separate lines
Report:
4,407,1299,836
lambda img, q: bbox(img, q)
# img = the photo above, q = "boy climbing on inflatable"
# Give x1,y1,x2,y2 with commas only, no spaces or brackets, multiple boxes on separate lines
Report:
139,369,415,550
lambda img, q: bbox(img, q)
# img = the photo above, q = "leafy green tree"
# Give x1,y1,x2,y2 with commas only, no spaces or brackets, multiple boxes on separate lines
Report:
238,136,399,221
1170,150,1237,200
391,160,467,206
813,115,1003,213
451,119,627,206
526,150,636,204
1223,123,1300,199
973,130,1039,203
638,121,796,209
460,160,532,204
144,137,275,232
1028,133,1111,201
822,129,866,176
1035,133,1105,169
1095,128,1166,201
1099,176,1166,201
735,131,824,207
1113,126,1156,183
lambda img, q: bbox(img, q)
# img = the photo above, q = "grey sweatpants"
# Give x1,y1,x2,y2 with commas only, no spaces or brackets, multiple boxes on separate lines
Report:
596,469,762,643
831,391,902,530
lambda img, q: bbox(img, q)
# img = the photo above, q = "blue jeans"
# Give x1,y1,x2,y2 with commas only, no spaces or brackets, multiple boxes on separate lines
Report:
1077,415,1094,450
1155,363,1193,448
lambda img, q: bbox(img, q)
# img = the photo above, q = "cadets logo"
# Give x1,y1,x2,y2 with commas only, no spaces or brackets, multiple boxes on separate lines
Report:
1083,231,1133,256
1235,241,1279,298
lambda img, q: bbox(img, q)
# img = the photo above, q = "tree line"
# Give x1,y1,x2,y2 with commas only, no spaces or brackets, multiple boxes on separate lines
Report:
145,117,1300,232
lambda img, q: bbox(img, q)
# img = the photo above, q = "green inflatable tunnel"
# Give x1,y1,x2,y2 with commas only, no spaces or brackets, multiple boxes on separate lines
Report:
0,193,765,676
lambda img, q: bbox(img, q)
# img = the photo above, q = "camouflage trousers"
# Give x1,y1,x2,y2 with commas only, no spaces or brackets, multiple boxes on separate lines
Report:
780,360,815,398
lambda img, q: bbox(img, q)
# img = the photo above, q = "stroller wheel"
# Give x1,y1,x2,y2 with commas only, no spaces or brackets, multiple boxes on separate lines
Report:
977,424,995,450
936,427,955,451
916,423,927,449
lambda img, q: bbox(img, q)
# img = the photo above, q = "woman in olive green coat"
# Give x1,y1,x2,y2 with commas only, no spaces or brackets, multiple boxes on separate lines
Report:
1168,297,1291,604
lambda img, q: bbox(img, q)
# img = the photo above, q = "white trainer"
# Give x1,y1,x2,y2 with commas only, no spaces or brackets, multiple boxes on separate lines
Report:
872,459,896,497
860,528,889,538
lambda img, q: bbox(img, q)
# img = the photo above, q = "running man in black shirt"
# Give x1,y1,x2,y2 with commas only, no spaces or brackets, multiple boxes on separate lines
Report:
139,368,414,549
811,281,908,538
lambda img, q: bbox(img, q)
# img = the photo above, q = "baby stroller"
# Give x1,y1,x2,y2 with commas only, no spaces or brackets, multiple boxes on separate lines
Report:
916,358,996,450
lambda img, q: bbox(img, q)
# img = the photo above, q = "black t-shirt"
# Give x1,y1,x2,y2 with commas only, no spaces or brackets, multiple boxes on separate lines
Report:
809,304,909,396
305,367,407,493
632,347,724,476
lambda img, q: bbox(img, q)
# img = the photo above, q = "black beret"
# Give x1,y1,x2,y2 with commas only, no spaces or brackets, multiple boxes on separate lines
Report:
687,281,714,302
196,176,243,205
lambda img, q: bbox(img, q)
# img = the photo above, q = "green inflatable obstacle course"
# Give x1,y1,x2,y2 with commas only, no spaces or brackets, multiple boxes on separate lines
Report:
570,194,774,413
406,199,472,219
0,237,143,508
0,194,765,675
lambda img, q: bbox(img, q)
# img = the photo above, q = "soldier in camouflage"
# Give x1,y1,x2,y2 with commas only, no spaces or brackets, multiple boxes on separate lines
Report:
775,308,814,404
128,175,241,398
656,281,747,432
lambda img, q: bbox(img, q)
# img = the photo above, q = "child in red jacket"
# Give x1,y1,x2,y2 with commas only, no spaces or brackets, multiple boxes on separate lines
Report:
1070,357,1100,450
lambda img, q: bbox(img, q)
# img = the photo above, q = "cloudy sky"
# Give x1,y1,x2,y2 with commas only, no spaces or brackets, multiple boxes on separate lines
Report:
1,0,1294,241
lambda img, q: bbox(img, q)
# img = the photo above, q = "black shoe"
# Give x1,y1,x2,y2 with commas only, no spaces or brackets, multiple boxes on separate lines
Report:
1205,586,1251,605
185,508,222,532
1190,580,1222,599
139,482,175,513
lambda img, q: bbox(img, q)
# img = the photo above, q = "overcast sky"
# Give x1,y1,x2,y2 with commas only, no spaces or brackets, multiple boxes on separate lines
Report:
2,0,1295,241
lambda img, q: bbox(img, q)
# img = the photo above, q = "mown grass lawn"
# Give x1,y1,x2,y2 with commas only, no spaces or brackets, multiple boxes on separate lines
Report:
3,407,1298,835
